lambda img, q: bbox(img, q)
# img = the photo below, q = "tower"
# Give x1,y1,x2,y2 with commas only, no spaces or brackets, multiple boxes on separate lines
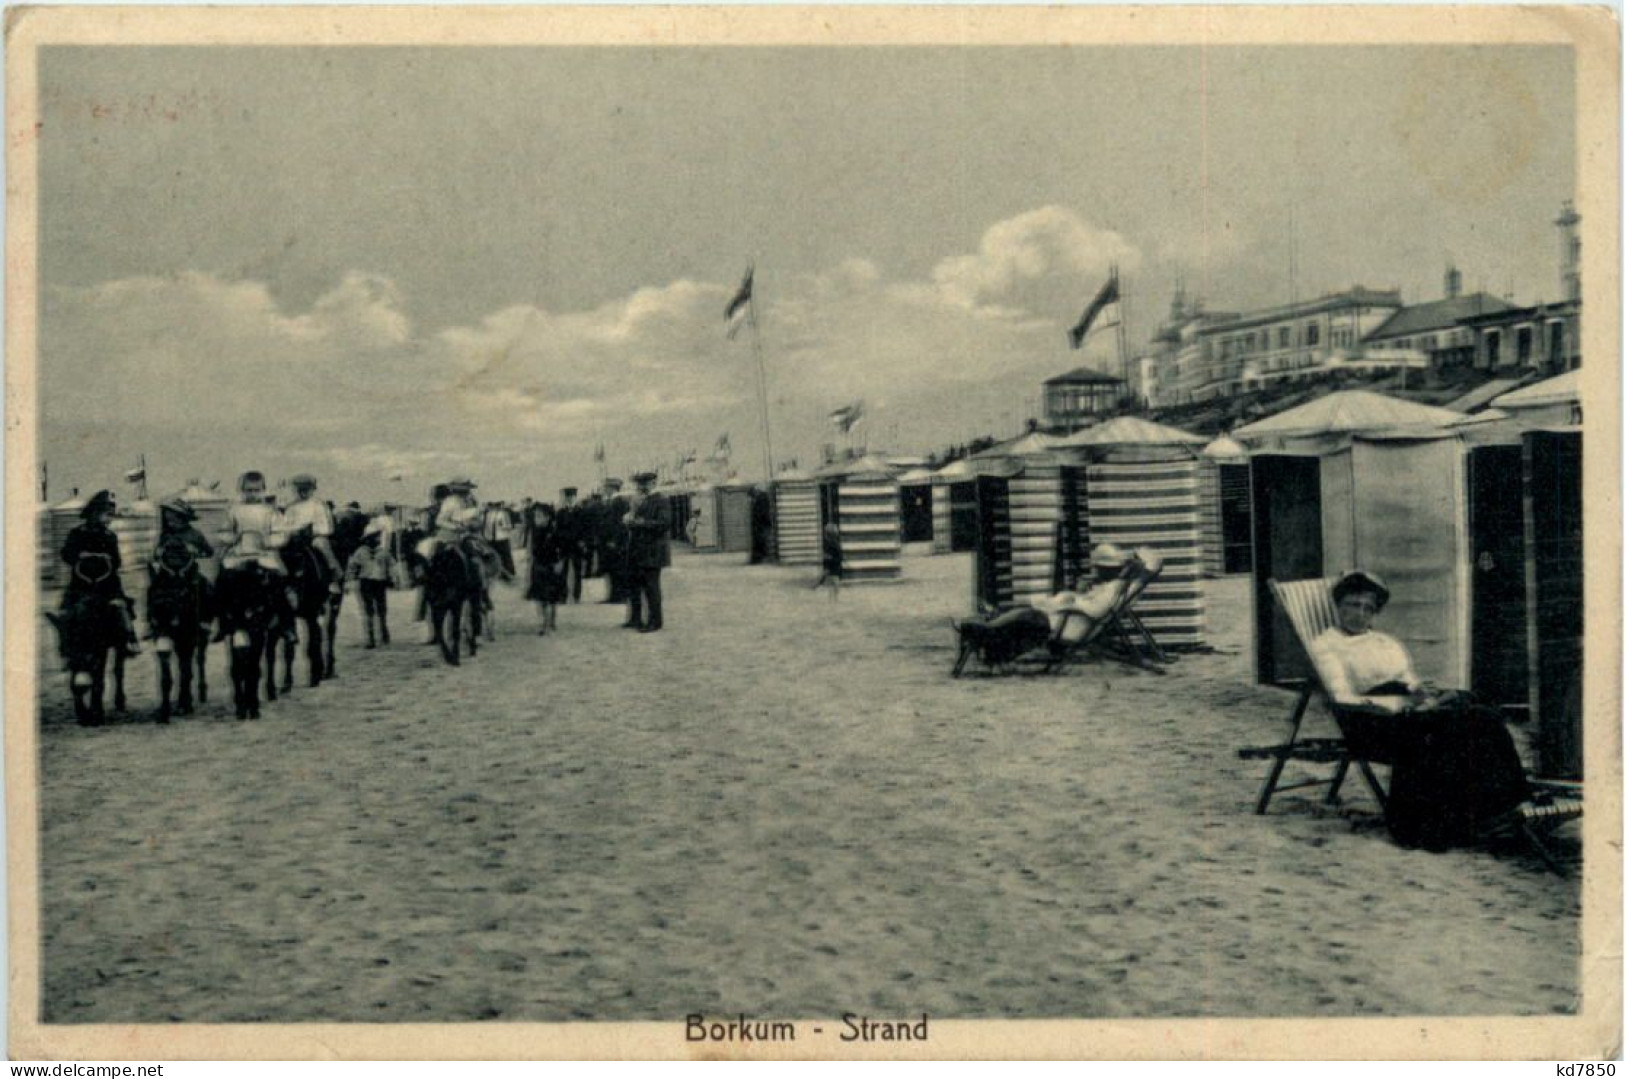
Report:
1556,201,1581,304
1444,263,1462,300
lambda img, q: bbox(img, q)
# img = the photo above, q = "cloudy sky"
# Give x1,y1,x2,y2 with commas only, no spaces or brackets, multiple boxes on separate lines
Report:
36,44,1574,504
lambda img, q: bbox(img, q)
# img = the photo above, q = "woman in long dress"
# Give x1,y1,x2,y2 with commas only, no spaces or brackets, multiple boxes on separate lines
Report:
1311,569,1531,851
525,503,568,635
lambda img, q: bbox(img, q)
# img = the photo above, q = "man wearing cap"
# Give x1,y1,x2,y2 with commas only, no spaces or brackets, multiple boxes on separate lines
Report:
599,478,633,608
624,471,672,632
280,473,343,590
556,487,587,604
59,489,142,657
345,519,396,648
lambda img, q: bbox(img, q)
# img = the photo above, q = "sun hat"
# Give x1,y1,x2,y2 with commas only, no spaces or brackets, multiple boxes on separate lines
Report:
1332,569,1391,610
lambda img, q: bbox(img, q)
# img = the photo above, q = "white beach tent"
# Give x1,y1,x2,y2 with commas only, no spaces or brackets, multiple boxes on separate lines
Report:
1489,370,1582,428
1233,390,1465,452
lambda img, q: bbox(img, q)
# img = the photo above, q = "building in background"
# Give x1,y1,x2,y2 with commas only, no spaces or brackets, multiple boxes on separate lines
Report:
1360,266,1514,368
1041,367,1125,432
1458,203,1583,375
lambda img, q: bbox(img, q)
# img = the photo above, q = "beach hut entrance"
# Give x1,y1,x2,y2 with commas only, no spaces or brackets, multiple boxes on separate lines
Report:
1057,466,1089,589
901,484,932,543
949,482,979,552
1526,430,1582,779
1249,454,1323,686
1468,445,1529,708
1220,465,1253,574
974,475,1012,609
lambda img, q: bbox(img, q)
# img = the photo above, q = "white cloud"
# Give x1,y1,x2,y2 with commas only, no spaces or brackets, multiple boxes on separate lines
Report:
927,206,1140,313
41,205,1141,496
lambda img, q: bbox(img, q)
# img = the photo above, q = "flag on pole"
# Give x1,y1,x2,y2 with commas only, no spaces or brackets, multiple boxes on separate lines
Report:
123,465,146,483
593,443,606,463
1068,272,1121,349
715,432,731,457
724,265,754,339
829,401,865,434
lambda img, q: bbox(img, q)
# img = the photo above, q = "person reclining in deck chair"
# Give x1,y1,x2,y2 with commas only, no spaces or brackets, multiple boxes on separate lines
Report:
1311,569,1531,852
958,544,1133,666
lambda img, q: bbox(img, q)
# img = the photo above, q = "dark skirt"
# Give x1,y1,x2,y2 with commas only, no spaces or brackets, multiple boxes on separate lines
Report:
1340,701,1532,851
527,561,567,603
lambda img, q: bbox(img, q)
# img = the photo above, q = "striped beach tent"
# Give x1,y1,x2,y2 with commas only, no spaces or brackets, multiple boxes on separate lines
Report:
931,458,977,554
771,468,820,565
818,454,902,583
1056,418,1209,649
1085,457,1206,648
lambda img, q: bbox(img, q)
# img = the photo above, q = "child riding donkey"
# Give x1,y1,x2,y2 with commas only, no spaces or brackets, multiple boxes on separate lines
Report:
48,490,141,724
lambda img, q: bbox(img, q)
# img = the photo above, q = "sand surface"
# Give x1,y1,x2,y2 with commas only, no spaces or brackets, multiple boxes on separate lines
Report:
35,551,1580,1022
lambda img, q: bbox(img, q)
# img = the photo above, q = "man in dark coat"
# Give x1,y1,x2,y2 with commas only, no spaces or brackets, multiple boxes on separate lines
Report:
600,478,633,607
556,487,587,603
624,472,672,632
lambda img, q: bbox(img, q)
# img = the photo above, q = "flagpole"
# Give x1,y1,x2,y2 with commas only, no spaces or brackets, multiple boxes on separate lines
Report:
745,290,776,484
1113,265,1131,407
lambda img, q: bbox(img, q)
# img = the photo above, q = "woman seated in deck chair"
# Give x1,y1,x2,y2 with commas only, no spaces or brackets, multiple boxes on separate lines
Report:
955,544,1132,668
1311,569,1531,852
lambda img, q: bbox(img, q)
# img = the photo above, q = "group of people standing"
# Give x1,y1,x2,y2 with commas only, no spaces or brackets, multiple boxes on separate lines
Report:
521,471,671,634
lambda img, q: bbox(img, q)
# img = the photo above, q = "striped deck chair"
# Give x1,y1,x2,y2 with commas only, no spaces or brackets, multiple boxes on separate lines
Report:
1093,552,1169,673
1239,578,1392,815
950,570,1134,677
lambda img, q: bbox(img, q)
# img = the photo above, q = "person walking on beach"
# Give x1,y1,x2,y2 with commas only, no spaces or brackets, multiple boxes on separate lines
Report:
812,521,843,600
483,501,517,581
624,471,671,633
525,502,568,635
346,520,395,648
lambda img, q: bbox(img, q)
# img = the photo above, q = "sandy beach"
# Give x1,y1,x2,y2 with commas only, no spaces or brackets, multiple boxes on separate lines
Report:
34,550,1580,1022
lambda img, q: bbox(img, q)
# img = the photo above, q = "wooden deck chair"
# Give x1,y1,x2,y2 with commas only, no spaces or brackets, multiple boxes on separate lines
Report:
1239,578,1390,815
1244,579,1583,874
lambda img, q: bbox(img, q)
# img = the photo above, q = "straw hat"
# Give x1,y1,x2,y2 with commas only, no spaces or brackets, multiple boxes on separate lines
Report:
159,496,197,521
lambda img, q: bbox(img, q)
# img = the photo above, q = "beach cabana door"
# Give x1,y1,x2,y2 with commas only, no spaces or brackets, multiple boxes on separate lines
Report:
1525,430,1582,779
1250,455,1323,686
974,475,1012,610
1468,445,1529,708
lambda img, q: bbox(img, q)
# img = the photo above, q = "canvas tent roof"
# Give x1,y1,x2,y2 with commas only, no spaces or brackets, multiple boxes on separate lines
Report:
1444,377,1525,415
896,468,935,485
1201,434,1248,459
816,453,896,478
1490,370,1580,410
1055,416,1206,448
933,459,977,481
970,431,1060,459
1232,390,1463,440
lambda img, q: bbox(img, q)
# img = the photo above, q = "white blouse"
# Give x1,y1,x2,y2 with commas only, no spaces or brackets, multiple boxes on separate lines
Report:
1310,627,1421,707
